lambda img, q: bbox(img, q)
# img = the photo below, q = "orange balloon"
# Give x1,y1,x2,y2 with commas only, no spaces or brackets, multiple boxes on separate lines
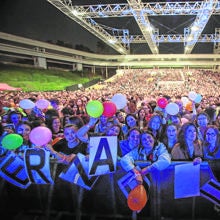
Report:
127,185,148,211
185,101,193,111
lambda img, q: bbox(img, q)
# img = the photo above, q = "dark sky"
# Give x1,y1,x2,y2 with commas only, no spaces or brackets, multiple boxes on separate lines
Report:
0,0,105,52
0,0,219,54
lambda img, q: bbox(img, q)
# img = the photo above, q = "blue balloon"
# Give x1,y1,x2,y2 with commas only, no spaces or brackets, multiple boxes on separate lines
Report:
194,94,202,103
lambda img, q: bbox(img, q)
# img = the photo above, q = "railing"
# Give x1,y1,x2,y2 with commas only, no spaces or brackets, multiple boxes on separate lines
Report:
0,160,219,220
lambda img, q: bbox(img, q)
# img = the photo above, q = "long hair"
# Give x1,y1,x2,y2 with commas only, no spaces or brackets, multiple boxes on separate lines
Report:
162,123,178,148
177,122,198,150
204,125,220,149
136,108,148,129
147,113,164,141
125,113,137,128
138,129,158,155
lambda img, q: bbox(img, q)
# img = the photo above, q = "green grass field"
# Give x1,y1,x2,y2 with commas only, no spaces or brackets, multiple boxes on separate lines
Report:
0,64,99,91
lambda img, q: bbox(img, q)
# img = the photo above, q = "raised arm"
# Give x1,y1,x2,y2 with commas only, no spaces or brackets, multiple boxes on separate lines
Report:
77,117,98,143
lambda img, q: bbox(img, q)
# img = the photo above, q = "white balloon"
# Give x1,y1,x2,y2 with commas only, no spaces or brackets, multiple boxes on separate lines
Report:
36,99,50,109
19,99,35,110
165,102,179,116
181,97,189,106
111,93,127,110
188,91,197,101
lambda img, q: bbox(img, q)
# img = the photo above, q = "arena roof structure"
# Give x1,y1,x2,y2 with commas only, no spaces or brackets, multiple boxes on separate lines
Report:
47,0,220,55
0,0,220,69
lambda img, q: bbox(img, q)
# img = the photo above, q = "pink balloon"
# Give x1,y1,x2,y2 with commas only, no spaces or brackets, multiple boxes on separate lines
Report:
157,98,168,109
36,99,50,109
29,126,52,146
102,101,117,117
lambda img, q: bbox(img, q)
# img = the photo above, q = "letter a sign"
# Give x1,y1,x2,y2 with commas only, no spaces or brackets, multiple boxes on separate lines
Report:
89,136,117,176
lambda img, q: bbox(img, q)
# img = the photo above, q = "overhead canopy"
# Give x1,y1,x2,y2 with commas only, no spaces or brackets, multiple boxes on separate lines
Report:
0,83,21,91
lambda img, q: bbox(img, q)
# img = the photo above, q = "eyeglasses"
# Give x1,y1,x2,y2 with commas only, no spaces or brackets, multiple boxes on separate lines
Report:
206,133,216,137
197,117,207,120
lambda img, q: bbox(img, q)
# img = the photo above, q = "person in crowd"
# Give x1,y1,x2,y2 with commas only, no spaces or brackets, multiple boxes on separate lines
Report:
115,111,126,124
171,122,203,164
50,99,60,112
61,106,73,118
162,123,178,155
203,125,220,160
67,115,84,129
29,106,45,122
204,106,217,125
94,115,109,135
76,98,86,116
72,104,80,116
0,112,9,127
31,119,46,128
77,116,123,142
122,114,138,137
46,116,63,140
142,103,153,122
6,110,23,130
147,113,164,141
114,111,126,139
105,118,115,131
44,108,59,125
166,114,182,131
60,106,73,127
106,124,123,140
14,121,33,157
119,127,141,157
49,123,87,165
76,116,123,161
120,130,171,184
136,108,148,130
125,99,137,114
195,112,210,142
62,115,71,128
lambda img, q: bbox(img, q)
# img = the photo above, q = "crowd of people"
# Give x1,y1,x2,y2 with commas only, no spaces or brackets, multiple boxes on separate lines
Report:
0,68,220,186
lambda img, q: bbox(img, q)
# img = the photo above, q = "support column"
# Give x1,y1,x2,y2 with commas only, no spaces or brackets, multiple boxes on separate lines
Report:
33,47,47,69
92,66,96,75
105,66,108,78
33,57,47,69
76,63,83,71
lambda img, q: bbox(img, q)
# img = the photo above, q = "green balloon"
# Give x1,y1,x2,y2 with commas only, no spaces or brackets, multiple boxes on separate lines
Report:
1,134,23,150
86,100,104,118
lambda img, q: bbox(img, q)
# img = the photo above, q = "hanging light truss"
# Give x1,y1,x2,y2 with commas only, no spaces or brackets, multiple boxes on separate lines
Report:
69,1,220,17
47,0,220,54
184,0,219,54
126,0,159,54
118,33,220,43
47,0,129,54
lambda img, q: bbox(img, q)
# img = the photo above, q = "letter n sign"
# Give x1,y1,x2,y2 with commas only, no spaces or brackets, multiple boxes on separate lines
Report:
89,136,117,176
